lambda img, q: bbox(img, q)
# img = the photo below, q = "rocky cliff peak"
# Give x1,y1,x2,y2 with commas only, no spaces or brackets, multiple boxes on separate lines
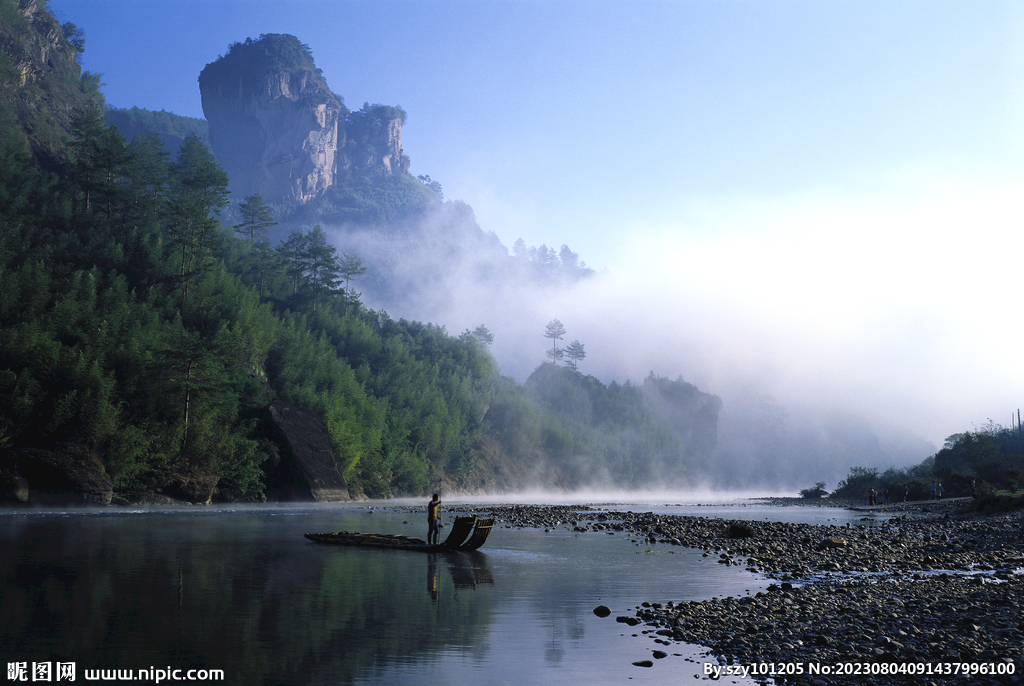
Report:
0,0,101,171
199,34,410,205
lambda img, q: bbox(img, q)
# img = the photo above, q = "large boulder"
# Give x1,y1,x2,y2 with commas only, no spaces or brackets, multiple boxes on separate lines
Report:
164,474,220,505
0,469,29,503
266,398,350,501
3,446,112,505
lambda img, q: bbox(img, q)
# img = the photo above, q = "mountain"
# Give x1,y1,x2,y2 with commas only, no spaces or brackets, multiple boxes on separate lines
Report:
0,8,731,505
105,106,210,161
0,0,104,171
198,34,408,204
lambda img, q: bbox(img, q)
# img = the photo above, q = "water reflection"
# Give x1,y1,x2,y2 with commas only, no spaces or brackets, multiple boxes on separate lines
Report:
426,551,492,601
1,508,779,686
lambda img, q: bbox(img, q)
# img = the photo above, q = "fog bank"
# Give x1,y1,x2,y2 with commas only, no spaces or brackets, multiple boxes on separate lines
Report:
325,174,1023,489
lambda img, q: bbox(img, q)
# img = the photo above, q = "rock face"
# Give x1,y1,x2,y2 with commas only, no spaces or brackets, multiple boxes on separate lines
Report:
200,65,342,204
199,34,409,205
1,446,113,505
266,398,350,501
0,0,99,171
0,0,76,87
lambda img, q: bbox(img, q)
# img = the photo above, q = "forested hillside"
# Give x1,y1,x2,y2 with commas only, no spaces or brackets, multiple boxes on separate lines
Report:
826,423,1024,506
0,0,722,505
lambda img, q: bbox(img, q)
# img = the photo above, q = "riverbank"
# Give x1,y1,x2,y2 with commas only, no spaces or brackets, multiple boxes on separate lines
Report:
436,502,1023,685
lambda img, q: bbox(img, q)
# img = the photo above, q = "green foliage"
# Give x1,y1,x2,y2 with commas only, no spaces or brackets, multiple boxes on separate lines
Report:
799,482,827,499
106,106,211,153
501,365,710,488
275,173,436,228
60,21,85,53
199,34,334,98
831,424,1024,503
0,11,718,501
235,194,276,242
830,466,879,499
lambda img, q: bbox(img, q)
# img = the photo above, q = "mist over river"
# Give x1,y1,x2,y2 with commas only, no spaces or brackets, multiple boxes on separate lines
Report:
0,499,892,685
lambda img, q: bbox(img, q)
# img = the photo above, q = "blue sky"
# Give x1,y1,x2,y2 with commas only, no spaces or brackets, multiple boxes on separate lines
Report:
53,0,1022,266
49,0,1024,450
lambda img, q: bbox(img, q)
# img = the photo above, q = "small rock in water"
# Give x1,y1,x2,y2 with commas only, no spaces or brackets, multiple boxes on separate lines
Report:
593,605,611,617
632,660,654,668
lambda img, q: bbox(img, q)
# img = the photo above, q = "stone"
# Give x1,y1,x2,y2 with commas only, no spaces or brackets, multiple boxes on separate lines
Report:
593,605,611,617
0,469,29,503
4,446,112,505
266,398,350,501
165,474,219,505
817,538,848,550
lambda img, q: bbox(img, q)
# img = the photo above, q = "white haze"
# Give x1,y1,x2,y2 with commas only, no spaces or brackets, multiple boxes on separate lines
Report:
325,172,1024,490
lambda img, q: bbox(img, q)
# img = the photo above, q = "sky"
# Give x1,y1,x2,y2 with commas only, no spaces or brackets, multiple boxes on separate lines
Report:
49,0,1024,453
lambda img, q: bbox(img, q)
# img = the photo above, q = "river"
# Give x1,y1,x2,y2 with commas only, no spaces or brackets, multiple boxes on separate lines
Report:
0,498,889,685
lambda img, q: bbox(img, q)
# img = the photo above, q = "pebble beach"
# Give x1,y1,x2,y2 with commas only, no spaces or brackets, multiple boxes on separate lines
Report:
438,500,1024,685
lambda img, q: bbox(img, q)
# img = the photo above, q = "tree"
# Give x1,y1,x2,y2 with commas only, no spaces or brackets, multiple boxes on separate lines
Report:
559,245,579,269
67,105,130,220
472,325,494,348
299,225,340,313
337,250,367,315
251,239,276,298
167,134,229,309
61,22,86,53
234,194,277,242
512,238,528,259
564,340,586,372
277,229,308,297
544,319,566,364
416,174,443,200
799,482,828,499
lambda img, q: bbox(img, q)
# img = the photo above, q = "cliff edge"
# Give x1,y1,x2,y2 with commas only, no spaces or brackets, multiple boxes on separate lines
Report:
199,34,409,205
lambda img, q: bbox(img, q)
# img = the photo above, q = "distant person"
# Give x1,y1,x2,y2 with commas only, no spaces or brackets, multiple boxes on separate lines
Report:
868,488,876,506
903,484,909,502
930,481,936,500
884,488,890,505
970,478,976,496
427,493,442,545
936,482,944,500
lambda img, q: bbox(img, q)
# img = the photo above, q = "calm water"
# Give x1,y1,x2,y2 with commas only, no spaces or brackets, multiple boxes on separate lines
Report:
0,500,889,685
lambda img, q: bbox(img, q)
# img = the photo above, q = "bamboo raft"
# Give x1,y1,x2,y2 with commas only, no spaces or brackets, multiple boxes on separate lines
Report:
304,515,495,551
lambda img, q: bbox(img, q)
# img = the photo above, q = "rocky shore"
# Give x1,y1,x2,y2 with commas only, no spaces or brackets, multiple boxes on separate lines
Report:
437,502,1023,685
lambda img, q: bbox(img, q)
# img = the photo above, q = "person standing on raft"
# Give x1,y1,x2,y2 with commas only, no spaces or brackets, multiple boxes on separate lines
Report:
427,493,442,545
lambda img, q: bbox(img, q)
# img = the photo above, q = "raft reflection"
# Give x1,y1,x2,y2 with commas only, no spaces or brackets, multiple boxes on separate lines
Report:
428,551,493,600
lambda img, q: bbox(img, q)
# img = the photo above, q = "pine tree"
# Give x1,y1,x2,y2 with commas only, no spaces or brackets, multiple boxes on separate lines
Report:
300,225,340,313
235,194,277,242
544,319,566,364
167,134,229,309
564,340,586,373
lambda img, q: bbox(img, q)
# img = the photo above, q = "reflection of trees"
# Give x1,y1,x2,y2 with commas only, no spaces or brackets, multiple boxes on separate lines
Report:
0,515,498,685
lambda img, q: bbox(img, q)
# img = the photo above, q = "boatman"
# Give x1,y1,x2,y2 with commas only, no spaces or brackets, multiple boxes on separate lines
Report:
427,493,442,545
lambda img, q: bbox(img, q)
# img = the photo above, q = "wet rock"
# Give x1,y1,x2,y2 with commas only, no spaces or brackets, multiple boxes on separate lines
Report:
632,660,654,668
0,469,29,503
5,446,112,505
727,522,755,538
817,537,848,550
593,605,611,617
